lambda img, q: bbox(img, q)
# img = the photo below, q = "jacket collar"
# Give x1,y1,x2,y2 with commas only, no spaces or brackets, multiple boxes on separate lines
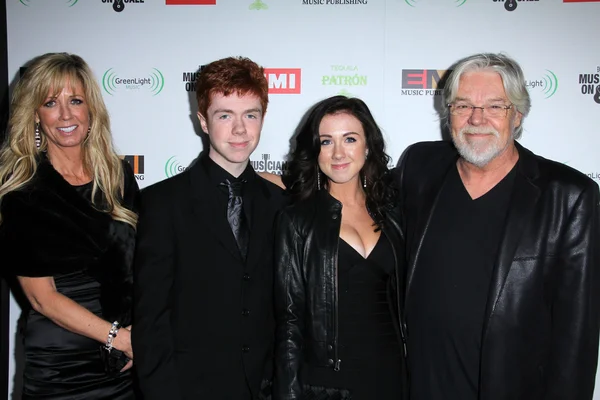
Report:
187,151,273,269
406,141,542,313
481,141,541,337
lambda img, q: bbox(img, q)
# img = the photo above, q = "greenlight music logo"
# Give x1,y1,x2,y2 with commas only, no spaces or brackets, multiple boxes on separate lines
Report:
165,156,187,178
526,70,558,99
20,0,78,6
102,68,165,96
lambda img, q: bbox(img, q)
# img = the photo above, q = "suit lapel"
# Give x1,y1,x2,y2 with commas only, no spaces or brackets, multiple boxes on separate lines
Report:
482,145,541,336
188,160,243,262
245,177,272,272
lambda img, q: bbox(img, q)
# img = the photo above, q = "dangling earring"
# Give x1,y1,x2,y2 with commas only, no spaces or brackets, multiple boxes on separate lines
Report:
363,149,369,188
82,125,92,144
317,170,321,190
34,123,41,148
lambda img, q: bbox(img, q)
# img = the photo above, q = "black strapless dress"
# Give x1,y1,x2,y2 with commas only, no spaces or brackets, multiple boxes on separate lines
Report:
301,233,404,399
20,182,135,399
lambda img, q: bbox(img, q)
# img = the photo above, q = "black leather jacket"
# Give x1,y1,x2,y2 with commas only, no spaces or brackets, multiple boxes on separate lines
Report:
396,141,600,400
273,190,407,400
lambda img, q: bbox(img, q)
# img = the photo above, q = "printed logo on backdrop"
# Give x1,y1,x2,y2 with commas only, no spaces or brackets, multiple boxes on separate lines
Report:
322,66,368,94
165,156,188,178
567,162,600,182
401,69,448,96
165,0,216,4
586,172,600,182
578,67,600,104
302,0,368,5
19,0,78,6
249,0,268,9
264,69,302,94
337,88,354,97
526,70,558,99
492,0,539,13
404,0,467,7
182,66,203,92
251,154,288,175
121,155,145,181
102,0,145,13
102,68,165,96
183,67,300,94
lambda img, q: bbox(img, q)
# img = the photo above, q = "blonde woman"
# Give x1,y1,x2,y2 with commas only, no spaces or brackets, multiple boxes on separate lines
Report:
0,53,138,399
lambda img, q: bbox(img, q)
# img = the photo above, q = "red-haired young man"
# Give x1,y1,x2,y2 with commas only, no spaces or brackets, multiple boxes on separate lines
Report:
133,57,284,400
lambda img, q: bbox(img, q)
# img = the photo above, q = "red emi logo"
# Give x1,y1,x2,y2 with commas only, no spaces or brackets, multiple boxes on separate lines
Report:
165,0,216,4
264,68,302,94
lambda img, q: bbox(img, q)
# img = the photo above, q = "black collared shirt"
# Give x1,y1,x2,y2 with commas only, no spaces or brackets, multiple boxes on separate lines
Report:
200,153,256,229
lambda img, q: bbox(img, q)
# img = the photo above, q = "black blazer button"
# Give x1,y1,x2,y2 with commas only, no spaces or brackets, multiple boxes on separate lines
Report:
332,214,338,220
242,309,251,316
327,358,334,365
327,344,333,351
243,273,251,281
242,346,250,353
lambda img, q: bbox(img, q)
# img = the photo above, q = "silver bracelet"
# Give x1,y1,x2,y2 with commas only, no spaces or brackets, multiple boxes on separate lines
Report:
104,321,121,352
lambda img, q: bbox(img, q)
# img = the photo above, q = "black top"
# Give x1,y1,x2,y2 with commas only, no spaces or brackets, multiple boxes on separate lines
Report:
5,171,138,399
200,153,255,227
406,163,517,400
302,233,403,399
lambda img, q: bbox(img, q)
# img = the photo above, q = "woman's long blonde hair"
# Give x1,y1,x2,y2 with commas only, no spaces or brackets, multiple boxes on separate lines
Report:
0,52,137,227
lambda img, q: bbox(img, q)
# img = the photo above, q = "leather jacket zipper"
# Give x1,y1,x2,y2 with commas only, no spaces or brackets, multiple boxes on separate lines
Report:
334,222,341,371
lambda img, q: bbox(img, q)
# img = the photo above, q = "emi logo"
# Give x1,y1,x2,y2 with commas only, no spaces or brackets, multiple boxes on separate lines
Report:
264,68,302,94
401,69,448,89
122,155,145,180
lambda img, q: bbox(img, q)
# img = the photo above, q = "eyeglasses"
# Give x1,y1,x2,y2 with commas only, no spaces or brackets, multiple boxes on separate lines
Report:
447,103,513,118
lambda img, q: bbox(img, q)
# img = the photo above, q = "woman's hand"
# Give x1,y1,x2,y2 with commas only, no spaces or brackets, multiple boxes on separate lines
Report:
113,325,133,360
120,359,134,372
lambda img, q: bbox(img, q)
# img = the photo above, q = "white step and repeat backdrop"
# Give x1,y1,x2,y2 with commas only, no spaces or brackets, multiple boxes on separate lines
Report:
5,0,600,397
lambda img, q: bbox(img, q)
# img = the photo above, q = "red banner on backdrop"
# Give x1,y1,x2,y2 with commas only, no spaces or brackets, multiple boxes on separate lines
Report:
166,0,216,4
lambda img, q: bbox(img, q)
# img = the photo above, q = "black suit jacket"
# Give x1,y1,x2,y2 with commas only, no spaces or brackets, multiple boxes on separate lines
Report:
395,141,600,400
133,153,285,400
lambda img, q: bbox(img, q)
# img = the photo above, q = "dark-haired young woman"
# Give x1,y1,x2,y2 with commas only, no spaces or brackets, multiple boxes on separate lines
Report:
272,96,407,400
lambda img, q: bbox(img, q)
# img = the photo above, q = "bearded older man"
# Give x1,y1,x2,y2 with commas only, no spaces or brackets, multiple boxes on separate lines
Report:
395,53,600,400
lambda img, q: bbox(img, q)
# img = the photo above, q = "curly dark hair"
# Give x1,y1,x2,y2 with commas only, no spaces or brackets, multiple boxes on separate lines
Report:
283,95,397,227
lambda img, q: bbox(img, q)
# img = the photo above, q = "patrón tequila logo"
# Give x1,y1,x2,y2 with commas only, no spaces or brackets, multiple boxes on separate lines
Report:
249,0,268,9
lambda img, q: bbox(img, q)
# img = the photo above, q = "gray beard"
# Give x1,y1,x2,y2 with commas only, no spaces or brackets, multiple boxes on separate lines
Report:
452,127,511,168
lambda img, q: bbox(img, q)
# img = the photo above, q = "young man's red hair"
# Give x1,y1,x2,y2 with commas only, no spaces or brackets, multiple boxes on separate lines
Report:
195,56,269,118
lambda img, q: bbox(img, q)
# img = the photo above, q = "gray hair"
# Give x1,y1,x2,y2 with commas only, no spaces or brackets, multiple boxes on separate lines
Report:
442,53,531,139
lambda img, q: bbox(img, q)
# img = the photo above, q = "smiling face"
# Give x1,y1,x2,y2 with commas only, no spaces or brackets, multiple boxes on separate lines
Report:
35,79,90,156
317,112,367,188
450,70,522,167
198,92,264,176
